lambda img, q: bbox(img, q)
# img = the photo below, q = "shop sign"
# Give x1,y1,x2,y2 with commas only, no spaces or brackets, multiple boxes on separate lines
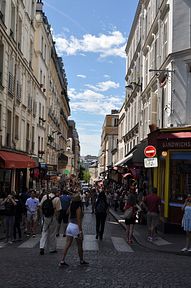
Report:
161,140,191,149
144,157,158,168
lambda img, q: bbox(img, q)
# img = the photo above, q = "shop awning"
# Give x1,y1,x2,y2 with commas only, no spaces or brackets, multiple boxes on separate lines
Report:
114,153,133,166
0,151,36,169
158,132,191,139
114,140,148,167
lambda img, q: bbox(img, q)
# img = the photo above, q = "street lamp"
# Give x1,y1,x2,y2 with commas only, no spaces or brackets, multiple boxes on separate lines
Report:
125,82,142,91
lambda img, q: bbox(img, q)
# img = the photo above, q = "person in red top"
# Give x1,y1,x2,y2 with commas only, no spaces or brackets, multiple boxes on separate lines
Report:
144,187,161,241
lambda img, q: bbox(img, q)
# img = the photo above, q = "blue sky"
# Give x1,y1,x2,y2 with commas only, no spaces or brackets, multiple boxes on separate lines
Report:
43,0,139,156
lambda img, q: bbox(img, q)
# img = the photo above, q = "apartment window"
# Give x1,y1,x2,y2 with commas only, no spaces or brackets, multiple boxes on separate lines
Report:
15,115,19,140
21,119,25,150
40,69,42,84
41,36,43,55
32,126,35,153
41,137,44,151
0,43,3,86
18,16,22,50
29,40,33,65
39,102,41,118
145,54,148,86
38,136,40,152
0,0,6,22
31,0,35,19
44,44,46,62
114,118,118,127
42,105,44,120
8,55,14,94
163,20,168,61
26,123,30,153
6,110,12,146
10,2,16,38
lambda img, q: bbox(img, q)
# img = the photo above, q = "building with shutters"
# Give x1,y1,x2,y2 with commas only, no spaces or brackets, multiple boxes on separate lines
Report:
0,1,76,194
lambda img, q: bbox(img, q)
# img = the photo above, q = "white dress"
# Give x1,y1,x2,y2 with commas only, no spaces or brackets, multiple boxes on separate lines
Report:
182,205,191,231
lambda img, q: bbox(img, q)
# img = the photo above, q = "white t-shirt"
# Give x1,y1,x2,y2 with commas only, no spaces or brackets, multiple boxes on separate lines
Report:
25,197,39,213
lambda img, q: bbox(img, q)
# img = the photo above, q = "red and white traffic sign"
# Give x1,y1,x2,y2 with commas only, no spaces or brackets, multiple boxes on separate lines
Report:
144,145,156,158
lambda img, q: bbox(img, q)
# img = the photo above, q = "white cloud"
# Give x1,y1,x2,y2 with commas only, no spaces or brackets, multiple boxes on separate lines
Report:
85,80,119,92
79,134,101,156
77,74,87,78
68,88,122,115
54,31,126,58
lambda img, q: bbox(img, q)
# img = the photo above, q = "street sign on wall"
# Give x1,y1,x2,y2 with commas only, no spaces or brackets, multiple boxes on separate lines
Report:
144,145,156,158
144,157,158,168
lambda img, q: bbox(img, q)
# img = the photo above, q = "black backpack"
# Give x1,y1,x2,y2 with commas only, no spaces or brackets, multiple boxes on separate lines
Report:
42,194,56,218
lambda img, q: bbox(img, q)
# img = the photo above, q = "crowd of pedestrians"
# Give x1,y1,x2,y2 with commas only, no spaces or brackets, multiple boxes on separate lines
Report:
1,177,190,262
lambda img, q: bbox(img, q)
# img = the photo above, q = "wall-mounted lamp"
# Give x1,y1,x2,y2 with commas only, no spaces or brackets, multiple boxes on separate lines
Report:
125,82,142,91
52,130,62,136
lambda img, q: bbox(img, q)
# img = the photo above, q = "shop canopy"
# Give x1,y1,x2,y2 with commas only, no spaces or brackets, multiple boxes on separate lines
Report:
0,150,36,169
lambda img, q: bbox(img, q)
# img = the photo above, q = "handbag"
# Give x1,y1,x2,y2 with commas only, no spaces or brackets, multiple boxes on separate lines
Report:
123,206,133,219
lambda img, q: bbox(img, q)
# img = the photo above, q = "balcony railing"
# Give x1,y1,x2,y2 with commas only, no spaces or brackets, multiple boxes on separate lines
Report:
8,72,14,95
16,81,22,102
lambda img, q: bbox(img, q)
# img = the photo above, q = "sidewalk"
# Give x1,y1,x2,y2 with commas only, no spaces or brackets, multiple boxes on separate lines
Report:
109,208,190,255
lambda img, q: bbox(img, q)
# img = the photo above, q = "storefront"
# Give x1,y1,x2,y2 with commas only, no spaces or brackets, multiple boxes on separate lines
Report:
148,127,191,230
0,150,36,195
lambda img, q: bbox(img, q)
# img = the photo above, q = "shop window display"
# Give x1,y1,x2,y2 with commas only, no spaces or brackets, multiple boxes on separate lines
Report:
170,152,191,202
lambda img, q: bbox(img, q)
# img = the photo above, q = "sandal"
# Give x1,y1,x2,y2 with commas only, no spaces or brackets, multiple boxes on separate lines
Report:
59,261,69,267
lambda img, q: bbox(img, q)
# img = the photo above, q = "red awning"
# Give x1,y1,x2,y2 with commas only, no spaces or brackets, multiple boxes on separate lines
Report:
0,151,36,169
158,132,191,139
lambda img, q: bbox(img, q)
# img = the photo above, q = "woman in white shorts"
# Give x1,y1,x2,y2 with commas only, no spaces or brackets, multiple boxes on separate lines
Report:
59,193,88,267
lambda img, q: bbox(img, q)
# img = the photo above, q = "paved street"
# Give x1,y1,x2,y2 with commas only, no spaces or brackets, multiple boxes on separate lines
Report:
0,208,191,288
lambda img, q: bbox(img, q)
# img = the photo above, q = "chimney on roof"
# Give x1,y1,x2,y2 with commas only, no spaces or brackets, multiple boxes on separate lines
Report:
36,0,43,12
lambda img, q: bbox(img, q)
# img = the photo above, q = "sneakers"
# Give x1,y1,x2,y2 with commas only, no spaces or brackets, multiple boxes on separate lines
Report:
80,260,89,265
40,248,44,255
181,247,188,252
59,261,69,267
49,250,57,254
147,236,153,242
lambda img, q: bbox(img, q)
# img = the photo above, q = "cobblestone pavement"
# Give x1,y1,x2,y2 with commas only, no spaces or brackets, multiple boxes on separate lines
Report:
0,208,191,288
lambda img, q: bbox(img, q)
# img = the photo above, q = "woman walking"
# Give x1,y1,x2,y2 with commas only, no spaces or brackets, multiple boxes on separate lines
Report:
95,191,108,240
123,187,138,244
181,195,191,252
59,193,88,267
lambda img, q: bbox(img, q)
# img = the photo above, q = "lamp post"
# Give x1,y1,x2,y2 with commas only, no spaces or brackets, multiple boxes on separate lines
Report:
125,82,142,91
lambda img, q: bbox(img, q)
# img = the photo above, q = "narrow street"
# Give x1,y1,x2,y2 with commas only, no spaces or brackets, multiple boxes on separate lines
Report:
0,207,191,288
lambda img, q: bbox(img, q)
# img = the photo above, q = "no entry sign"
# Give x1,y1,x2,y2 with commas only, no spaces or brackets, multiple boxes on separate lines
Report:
144,145,156,158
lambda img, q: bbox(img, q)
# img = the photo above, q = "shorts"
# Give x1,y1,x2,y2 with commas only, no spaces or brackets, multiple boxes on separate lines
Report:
27,212,38,222
147,212,159,229
125,217,135,225
66,223,80,238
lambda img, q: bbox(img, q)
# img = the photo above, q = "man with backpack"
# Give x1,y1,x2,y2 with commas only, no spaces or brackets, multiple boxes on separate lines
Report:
39,187,62,255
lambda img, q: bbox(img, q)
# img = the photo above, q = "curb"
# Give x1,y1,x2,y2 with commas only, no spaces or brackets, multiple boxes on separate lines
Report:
109,209,191,256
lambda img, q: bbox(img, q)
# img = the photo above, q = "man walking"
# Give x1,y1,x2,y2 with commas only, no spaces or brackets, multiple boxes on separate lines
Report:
56,190,71,237
25,190,39,237
144,187,161,241
39,187,62,255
